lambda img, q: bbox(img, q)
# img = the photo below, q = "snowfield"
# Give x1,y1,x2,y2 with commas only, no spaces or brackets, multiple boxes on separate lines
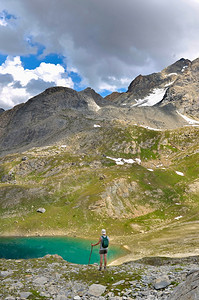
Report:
106,156,141,165
132,88,167,107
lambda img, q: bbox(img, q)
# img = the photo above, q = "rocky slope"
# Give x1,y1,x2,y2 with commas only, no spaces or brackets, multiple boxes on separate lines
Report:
1,255,199,299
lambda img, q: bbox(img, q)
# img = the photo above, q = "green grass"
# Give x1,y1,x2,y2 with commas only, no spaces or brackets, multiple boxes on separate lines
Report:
0,125,198,245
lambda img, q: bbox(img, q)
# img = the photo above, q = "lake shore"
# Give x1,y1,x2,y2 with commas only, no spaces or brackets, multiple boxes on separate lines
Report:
2,220,199,266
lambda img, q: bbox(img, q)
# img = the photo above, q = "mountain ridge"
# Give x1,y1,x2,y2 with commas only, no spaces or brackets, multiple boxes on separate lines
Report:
0,57,198,154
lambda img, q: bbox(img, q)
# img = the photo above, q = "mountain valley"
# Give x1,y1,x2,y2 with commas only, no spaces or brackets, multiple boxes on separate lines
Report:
0,57,199,262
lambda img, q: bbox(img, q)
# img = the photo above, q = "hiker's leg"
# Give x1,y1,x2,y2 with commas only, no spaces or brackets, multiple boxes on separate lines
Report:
104,253,107,267
100,254,103,269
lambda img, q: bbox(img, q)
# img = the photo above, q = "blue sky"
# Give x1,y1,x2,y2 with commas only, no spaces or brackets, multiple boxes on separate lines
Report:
0,0,199,110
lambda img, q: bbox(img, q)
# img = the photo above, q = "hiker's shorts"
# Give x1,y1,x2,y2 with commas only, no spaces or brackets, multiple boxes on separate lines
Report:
99,249,108,254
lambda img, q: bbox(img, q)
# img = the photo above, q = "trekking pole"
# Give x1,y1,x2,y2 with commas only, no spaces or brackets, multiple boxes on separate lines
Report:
88,245,93,265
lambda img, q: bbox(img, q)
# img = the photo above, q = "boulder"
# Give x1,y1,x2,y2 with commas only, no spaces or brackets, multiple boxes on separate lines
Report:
88,284,106,297
153,275,171,290
168,270,199,300
37,207,46,213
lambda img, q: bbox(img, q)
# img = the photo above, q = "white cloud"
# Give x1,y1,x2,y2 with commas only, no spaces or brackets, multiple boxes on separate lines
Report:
0,18,7,27
0,10,8,27
0,0,199,98
0,56,74,109
0,85,29,108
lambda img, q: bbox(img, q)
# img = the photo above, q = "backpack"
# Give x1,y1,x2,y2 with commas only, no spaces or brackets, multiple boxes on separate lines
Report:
102,236,109,248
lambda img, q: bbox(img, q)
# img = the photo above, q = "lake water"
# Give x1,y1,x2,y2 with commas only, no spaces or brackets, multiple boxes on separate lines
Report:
0,236,127,264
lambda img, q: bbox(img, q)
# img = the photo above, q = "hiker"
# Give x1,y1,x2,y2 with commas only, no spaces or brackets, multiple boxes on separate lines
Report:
91,229,109,271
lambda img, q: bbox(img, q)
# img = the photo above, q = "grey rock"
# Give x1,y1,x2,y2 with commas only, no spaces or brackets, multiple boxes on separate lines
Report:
37,207,46,213
112,280,125,286
11,281,24,289
153,275,171,289
88,283,106,297
19,292,32,299
55,296,68,300
33,276,48,285
0,270,13,277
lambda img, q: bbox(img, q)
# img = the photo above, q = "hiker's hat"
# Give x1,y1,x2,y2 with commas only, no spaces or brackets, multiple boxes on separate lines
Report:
102,229,106,235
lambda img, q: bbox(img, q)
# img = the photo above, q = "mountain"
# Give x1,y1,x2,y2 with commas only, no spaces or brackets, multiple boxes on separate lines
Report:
0,58,198,260
0,87,106,154
0,58,199,155
106,58,199,120
106,58,191,107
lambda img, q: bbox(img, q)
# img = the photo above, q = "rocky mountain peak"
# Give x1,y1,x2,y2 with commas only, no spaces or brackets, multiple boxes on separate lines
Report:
105,57,198,119
163,58,191,75
42,86,72,95
127,72,162,96
78,87,103,104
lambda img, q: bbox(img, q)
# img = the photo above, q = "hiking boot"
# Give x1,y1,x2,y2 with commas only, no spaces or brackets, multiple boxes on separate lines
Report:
104,266,107,271
98,267,102,271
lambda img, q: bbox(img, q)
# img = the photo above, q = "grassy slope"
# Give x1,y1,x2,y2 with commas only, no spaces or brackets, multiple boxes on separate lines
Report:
0,124,198,259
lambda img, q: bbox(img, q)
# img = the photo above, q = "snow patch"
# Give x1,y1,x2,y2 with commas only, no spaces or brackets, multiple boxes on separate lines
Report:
175,171,184,176
106,156,141,165
181,66,188,72
132,88,167,107
135,158,142,164
141,125,163,131
164,81,175,87
60,145,67,148
166,73,178,77
94,124,101,128
174,216,183,220
177,111,199,125
147,169,154,172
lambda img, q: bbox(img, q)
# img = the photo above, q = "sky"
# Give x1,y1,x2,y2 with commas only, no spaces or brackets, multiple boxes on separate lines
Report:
0,0,199,110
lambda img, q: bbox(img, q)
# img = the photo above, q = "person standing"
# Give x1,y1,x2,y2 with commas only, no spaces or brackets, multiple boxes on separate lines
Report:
91,229,109,271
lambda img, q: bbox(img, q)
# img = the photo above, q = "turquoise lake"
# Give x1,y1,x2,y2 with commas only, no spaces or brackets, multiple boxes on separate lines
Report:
0,237,127,264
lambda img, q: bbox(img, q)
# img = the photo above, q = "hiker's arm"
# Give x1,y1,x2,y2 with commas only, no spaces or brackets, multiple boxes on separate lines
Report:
91,237,101,247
